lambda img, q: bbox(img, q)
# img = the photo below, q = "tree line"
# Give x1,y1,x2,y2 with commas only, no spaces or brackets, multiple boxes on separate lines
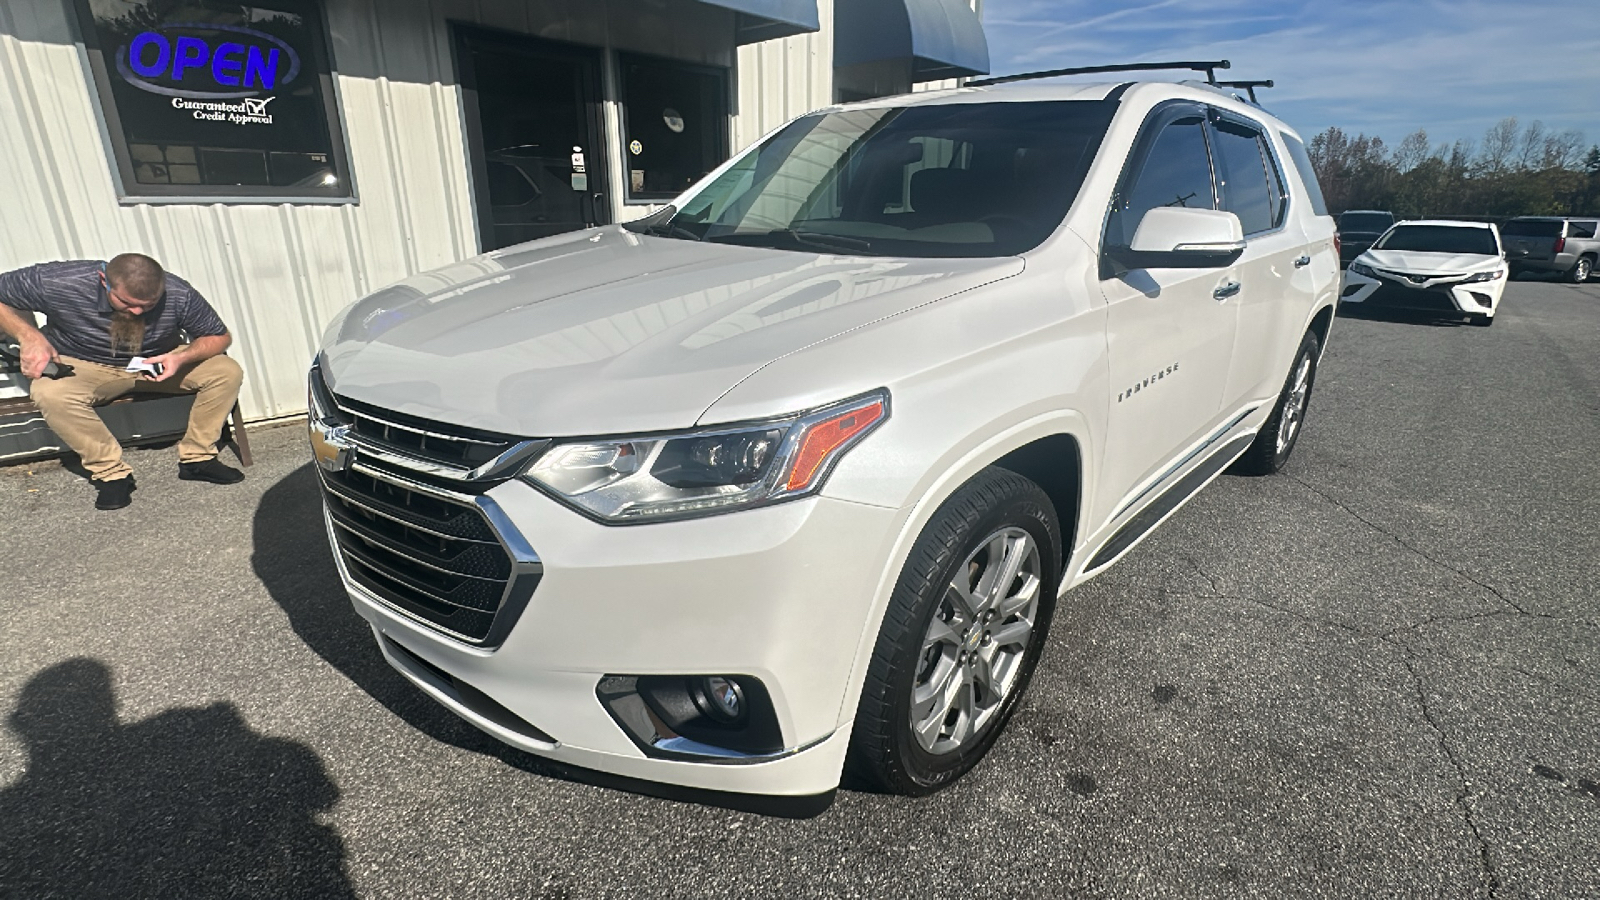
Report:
1307,117,1600,219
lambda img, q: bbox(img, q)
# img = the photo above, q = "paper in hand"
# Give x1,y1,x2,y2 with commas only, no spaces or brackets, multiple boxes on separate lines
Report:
126,356,163,377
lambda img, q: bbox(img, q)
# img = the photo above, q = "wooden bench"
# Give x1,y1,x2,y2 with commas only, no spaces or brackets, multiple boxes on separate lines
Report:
0,392,252,466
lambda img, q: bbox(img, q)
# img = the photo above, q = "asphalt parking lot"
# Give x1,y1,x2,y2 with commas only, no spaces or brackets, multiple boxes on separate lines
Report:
2,277,1597,899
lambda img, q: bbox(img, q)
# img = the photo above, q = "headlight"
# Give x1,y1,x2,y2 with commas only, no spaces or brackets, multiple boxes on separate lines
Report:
1461,270,1503,283
522,391,889,523
1349,262,1378,278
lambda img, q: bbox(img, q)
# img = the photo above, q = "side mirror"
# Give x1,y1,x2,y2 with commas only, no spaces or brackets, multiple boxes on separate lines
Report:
1106,207,1246,270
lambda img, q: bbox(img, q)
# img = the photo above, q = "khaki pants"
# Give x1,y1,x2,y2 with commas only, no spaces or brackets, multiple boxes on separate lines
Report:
29,351,245,482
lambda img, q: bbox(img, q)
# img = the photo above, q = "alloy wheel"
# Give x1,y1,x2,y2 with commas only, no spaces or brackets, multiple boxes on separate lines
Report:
910,527,1042,756
1277,355,1313,456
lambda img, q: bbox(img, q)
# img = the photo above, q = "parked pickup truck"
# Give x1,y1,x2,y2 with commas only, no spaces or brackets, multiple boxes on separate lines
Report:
1503,216,1599,283
308,76,1339,806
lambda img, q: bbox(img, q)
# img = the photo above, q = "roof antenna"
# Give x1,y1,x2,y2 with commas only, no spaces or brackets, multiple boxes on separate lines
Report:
1216,79,1274,103
967,59,1231,88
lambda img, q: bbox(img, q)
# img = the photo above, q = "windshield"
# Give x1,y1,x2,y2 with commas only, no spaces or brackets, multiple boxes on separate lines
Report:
1375,225,1498,256
627,101,1114,258
1338,212,1393,234
1500,219,1562,237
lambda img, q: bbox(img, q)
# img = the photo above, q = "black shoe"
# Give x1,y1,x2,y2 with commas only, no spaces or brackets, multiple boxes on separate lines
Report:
95,477,135,510
179,458,245,485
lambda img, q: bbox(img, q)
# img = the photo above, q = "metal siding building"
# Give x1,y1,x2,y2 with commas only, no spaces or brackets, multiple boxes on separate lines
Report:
0,0,984,422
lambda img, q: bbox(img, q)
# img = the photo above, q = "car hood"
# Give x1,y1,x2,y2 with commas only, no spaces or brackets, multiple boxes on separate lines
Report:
320,226,1023,436
1359,249,1501,274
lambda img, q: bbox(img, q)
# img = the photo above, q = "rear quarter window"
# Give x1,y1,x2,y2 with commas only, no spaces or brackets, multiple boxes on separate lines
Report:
1279,132,1327,217
1568,221,1597,239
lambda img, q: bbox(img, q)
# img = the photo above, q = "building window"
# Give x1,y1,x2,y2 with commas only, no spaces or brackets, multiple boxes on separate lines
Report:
73,0,351,201
618,53,728,202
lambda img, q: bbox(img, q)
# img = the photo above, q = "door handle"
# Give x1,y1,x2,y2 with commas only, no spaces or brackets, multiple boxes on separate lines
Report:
1294,255,1311,268
1213,281,1242,301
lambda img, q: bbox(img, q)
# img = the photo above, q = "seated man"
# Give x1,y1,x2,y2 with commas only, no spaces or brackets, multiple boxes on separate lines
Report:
0,254,245,510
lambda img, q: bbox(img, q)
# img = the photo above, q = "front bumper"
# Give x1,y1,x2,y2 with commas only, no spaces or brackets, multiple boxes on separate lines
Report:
321,461,908,797
1340,270,1503,317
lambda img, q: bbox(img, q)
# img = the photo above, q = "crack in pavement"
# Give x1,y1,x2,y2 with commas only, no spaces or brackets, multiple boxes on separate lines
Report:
1138,563,1509,895
1399,653,1501,899
1286,475,1549,621
1090,552,1591,896
1178,566,1600,707
1185,556,1365,636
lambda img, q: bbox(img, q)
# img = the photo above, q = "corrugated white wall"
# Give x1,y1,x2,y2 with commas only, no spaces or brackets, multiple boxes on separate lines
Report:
0,0,838,421
732,0,833,151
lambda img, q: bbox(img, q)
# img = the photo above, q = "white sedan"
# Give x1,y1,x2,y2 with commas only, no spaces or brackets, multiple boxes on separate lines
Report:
1341,220,1508,326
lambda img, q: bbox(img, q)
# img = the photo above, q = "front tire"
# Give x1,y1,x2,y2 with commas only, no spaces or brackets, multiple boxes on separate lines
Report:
845,468,1060,795
1233,330,1320,476
1469,314,1494,327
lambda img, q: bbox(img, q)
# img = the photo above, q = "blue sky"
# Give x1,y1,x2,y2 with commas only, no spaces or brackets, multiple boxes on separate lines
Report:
981,0,1600,154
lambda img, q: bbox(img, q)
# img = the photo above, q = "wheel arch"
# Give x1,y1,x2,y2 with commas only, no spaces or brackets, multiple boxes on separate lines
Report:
992,434,1083,573
832,412,1095,735
1307,303,1336,356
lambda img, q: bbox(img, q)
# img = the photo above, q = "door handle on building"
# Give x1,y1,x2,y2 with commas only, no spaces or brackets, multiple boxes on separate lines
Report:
1294,255,1311,268
1213,281,1241,301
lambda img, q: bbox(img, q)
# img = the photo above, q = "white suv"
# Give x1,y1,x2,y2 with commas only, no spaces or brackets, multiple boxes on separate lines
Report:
307,74,1339,808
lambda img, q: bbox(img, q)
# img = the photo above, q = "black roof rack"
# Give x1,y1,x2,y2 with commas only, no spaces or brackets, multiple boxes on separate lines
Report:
966,59,1231,88
1216,79,1274,103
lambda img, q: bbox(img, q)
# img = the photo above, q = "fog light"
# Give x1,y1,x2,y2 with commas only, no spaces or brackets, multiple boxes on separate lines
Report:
597,674,784,759
698,676,744,723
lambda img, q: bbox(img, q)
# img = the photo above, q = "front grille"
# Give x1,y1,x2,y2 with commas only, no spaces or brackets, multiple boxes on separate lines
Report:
312,367,520,472
336,394,519,470
321,463,531,643
1365,281,1461,314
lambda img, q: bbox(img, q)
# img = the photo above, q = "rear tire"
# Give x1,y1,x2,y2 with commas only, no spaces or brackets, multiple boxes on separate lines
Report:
1571,257,1593,284
1232,331,1320,476
845,467,1060,796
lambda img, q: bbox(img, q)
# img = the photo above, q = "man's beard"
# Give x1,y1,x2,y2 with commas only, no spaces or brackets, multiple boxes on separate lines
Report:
109,311,147,356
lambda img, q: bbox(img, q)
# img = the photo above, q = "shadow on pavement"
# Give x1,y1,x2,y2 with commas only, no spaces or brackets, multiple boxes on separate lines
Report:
0,659,356,898
251,463,496,753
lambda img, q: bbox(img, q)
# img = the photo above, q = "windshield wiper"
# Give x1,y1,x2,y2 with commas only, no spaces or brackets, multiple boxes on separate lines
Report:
775,229,874,253
625,205,704,242
644,221,704,242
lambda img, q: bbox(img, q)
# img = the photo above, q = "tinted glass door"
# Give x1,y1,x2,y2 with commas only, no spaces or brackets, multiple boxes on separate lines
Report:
456,28,609,251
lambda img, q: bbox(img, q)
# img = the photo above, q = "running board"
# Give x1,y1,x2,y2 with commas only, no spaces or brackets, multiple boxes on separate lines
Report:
1082,432,1256,573
1110,405,1258,523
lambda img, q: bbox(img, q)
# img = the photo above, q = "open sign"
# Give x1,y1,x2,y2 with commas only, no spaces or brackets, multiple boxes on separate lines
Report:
115,23,301,99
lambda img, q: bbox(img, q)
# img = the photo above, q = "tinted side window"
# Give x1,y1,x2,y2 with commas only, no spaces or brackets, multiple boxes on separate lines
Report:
1108,116,1214,247
1213,119,1277,235
1501,219,1562,237
1280,132,1328,216
1569,221,1597,239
